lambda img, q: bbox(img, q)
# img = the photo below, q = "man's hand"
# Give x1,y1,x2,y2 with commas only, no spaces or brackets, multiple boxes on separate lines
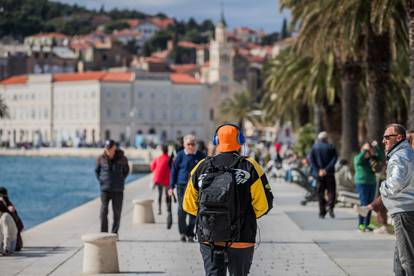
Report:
318,169,327,177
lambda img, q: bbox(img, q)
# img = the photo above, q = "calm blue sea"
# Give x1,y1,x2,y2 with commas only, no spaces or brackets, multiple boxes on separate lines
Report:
0,156,144,229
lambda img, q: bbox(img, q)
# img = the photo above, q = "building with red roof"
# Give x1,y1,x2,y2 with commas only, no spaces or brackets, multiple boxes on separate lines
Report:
0,70,210,146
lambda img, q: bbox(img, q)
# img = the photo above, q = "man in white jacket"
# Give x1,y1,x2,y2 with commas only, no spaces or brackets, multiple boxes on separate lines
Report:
0,199,17,255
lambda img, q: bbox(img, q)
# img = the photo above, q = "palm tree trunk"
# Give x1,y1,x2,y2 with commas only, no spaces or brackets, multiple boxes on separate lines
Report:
340,59,361,162
407,1,414,130
314,103,323,133
366,28,390,142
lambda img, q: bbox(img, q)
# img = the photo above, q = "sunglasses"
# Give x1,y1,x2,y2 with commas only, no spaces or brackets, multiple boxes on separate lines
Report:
383,134,398,140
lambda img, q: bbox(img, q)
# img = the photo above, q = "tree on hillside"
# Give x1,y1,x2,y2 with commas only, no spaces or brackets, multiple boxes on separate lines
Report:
280,18,289,39
142,30,173,56
104,21,130,34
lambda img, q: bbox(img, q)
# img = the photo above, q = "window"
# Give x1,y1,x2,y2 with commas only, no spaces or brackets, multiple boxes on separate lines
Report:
106,108,111,118
210,109,214,121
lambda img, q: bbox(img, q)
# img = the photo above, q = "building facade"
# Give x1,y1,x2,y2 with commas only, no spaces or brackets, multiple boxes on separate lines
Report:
0,71,211,147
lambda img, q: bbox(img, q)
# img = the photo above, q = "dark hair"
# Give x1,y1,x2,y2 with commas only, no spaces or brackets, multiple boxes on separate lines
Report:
161,144,168,154
0,186,7,196
104,139,116,149
386,123,407,139
0,199,9,213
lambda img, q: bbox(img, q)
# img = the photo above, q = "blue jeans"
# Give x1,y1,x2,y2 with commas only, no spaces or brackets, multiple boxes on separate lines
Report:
355,184,376,228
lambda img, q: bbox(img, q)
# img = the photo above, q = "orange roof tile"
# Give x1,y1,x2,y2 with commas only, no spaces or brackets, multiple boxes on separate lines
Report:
170,73,200,85
53,71,106,82
171,64,197,73
0,75,28,85
178,41,208,50
54,71,134,83
1,72,134,85
102,72,134,82
150,17,175,28
31,32,68,39
125,19,141,28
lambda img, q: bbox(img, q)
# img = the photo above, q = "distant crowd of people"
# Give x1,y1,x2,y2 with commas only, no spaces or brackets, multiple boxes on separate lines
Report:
5,121,414,275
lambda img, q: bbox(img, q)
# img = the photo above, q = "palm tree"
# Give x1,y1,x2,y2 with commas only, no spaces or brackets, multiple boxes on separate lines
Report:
407,0,414,129
220,90,256,131
278,0,363,161
280,0,407,156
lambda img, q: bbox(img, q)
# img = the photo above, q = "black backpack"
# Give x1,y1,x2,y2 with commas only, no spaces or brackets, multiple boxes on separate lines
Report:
196,155,244,243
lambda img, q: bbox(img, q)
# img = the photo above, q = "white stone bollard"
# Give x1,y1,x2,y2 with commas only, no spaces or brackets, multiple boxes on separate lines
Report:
132,199,155,224
81,233,119,274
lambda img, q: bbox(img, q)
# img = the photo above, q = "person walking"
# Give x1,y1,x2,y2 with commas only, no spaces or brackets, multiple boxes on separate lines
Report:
380,124,414,275
150,144,171,215
95,140,129,234
353,141,384,232
309,131,338,219
0,199,18,255
169,134,205,242
0,187,24,251
183,123,274,276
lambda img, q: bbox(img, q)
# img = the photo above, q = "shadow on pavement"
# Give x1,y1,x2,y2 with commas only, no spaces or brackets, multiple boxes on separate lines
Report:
12,246,73,258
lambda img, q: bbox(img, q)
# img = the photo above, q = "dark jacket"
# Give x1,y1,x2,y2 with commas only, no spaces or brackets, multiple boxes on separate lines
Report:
309,140,338,176
95,149,130,192
183,152,274,243
170,150,205,189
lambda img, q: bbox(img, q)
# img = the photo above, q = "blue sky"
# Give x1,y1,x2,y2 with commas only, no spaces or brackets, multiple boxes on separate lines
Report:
54,0,291,33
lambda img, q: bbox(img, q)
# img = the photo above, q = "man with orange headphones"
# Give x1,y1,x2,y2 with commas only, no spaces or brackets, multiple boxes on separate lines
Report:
183,123,274,276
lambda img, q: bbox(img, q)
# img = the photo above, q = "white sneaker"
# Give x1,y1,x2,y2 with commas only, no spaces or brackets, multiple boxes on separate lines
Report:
353,205,369,217
373,225,388,234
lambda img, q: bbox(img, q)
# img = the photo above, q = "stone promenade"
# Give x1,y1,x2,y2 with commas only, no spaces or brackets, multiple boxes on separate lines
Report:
1,175,395,276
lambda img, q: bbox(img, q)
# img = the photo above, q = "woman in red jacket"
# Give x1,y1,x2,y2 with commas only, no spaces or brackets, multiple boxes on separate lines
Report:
150,144,171,215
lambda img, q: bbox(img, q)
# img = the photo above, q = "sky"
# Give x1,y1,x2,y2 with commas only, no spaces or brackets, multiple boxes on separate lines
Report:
54,0,291,33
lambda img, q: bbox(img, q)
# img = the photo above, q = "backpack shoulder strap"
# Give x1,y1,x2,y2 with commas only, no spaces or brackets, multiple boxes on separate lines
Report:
228,154,245,169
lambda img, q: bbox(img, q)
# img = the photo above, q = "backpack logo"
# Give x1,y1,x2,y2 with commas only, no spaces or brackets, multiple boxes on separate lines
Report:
198,169,249,188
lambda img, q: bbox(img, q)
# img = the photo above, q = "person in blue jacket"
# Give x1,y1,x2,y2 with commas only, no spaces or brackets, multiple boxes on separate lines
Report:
168,134,205,242
309,131,338,219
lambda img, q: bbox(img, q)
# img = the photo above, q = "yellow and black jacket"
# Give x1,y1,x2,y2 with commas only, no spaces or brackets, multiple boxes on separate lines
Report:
183,152,274,245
